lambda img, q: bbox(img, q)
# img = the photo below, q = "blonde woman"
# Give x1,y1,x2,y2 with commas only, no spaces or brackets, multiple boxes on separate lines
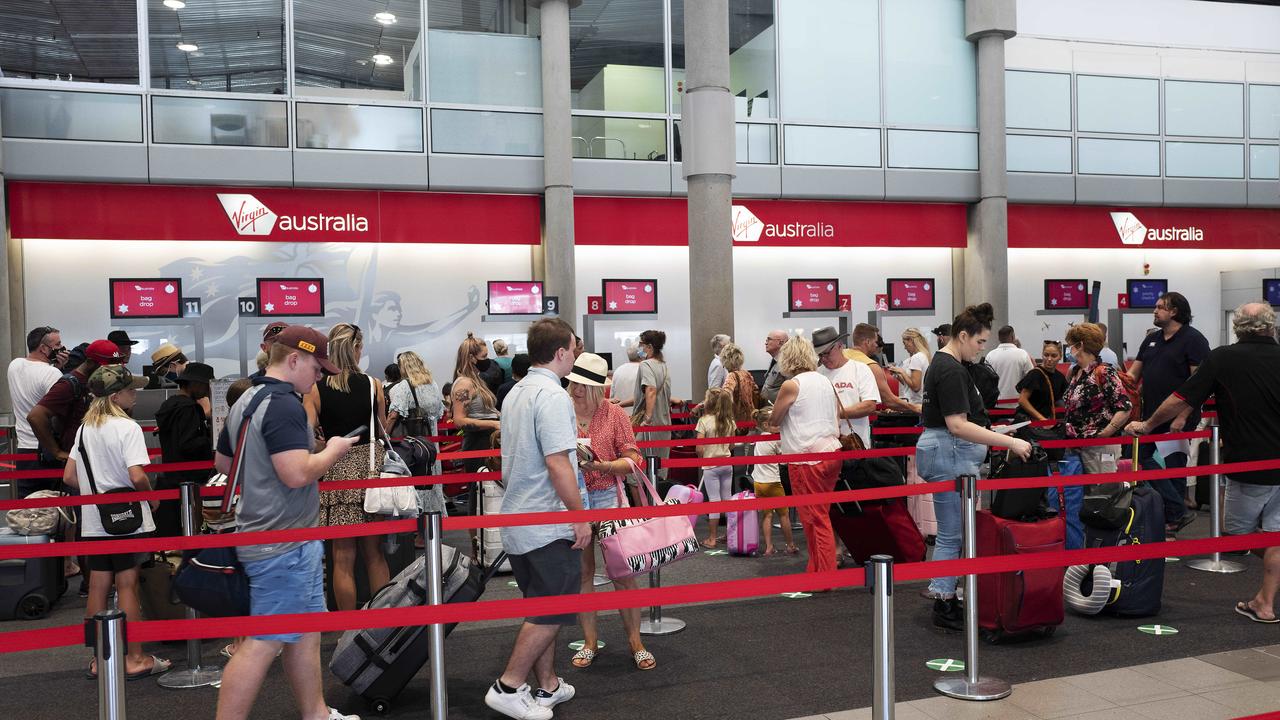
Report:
888,328,931,405
304,323,390,612
65,365,171,680
719,342,759,425
387,351,445,499
452,333,501,474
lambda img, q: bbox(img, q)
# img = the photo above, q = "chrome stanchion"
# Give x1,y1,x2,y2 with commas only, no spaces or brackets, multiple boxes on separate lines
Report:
423,511,449,720
934,474,1011,701
1188,425,1245,573
158,482,222,689
867,555,895,720
639,455,685,636
89,609,129,720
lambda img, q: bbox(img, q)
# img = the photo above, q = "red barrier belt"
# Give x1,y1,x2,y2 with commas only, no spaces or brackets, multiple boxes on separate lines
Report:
0,459,213,481
871,427,923,436
662,445,916,468
1036,430,1209,449
636,434,780,449
438,448,499,461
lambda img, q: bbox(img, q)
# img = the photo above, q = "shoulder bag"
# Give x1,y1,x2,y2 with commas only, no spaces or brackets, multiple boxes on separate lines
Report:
364,379,422,517
598,459,700,580
79,431,145,536
1014,367,1066,462
401,382,431,438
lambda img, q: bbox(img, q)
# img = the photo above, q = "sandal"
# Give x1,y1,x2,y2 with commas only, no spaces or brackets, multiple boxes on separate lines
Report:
571,648,596,668
633,650,656,671
127,656,172,681
784,545,800,555
1236,601,1280,624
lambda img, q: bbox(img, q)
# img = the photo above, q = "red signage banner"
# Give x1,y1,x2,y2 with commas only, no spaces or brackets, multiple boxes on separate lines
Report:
487,281,543,315
1009,204,1280,250
574,197,966,247
1045,280,1089,310
110,278,183,319
256,278,325,317
789,279,839,311
6,182,540,245
887,279,935,311
602,279,657,314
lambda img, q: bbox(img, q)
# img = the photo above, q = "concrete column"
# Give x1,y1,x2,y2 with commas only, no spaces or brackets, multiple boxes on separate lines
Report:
683,0,735,399
533,0,578,323
961,0,1016,323
0,96,15,418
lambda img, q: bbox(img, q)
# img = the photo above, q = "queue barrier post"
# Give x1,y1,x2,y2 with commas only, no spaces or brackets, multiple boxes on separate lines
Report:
88,609,128,720
934,474,1011,702
421,511,449,720
157,482,222,689
639,455,686,636
867,554,895,720
1187,424,1245,574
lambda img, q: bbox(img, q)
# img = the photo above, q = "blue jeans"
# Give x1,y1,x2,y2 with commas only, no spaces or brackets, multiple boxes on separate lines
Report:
916,428,987,597
240,540,327,643
1049,455,1085,550
1140,444,1189,523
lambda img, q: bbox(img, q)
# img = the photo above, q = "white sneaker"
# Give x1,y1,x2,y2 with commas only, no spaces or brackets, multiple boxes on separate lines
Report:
327,708,360,720
485,682,554,720
533,678,576,709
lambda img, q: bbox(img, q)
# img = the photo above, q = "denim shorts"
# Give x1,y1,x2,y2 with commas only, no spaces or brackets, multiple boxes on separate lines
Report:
1224,481,1280,535
587,486,624,511
240,540,327,643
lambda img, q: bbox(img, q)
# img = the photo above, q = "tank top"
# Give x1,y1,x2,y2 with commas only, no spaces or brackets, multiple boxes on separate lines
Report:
780,371,841,464
317,373,374,443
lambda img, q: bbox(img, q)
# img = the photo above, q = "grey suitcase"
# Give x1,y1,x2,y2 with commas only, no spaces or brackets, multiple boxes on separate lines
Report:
0,530,65,620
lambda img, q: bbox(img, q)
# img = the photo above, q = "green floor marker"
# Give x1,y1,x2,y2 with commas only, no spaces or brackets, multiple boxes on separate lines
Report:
926,658,966,672
705,549,728,556
780,592,812,599
568,640,606,651
1138,624,1179,636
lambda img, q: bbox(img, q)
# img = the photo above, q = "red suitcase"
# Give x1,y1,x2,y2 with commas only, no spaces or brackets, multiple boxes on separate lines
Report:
976,504,1065,642
830,499,926,564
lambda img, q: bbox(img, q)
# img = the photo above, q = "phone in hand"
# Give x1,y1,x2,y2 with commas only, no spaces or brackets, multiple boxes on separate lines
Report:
341,425,368,439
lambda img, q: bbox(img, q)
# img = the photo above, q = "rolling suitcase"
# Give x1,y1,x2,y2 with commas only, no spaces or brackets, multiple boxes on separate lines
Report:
329,544,502,714
830,499,926,564
1085,485,1165,617
977,493,1066,642
726,491,759,556
0,530,64,621
904,456,937,539
477,480,511,573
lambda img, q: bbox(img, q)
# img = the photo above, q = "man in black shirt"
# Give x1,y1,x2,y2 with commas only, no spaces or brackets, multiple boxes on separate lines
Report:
1128,291,1210,533
154,363,214,536
1127,302,1280,622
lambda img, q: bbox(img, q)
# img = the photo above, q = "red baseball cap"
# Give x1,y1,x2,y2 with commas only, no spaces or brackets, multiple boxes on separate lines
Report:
85,339,125,365
273,326,339,374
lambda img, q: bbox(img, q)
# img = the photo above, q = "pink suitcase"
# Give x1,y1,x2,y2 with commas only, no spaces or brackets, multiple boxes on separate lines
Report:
727,491,759,556
664,483,705,528
905,456,938,538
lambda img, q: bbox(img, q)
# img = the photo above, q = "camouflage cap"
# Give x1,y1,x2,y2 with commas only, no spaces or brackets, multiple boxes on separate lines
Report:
89,365,148,397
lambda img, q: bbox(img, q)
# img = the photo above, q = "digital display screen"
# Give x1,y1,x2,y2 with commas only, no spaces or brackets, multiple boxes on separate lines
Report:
110,278,183,319
788,279,839,311
886,278,935,311
602,279,658,314
1126,279,1167,309
1266,279,1280,308
486,281,544,315
1045,279,1089,310
256,278,325,317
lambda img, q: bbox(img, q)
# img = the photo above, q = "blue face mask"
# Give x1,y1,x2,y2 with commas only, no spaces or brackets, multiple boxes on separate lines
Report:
636,347,647,359
165,371,179,382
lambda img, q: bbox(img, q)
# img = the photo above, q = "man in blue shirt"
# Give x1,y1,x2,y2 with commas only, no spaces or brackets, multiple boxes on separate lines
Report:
486,318,591,720
1128,292,1210,534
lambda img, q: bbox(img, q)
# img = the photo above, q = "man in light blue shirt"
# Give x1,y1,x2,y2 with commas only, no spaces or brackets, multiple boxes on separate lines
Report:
486,318,591,720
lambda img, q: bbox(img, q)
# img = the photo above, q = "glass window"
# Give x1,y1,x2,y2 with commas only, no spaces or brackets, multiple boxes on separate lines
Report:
887,130,976,170
1252,145,1279,180
427,0,541,107
1165,142,1243,179
297,103,422,152
1006,71,1071,131
1165,81,1242,138
883,0,976,128
293,0,423,101
430,108,542,156
776,0,878,125
783,125,880,167
570,0,664,113
736,123,777,164
0,89,142,142
1007,135,1072,173
1077,75,1158,135
671,0,776,119
1251,85,1280,141
153,95,287,147
0,0,139,84
1077,138,1159,176
573,116,665,160
148,0,285,93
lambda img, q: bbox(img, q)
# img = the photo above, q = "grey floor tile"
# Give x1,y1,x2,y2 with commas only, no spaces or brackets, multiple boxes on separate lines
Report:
1058,668,1189,706
1199,681,1280,714
826,704,933,720
1053,709,1141,720
1126,694,1238,720
1130,657,1256,692
911,694,1039,720
1199,648,1280,681
1005,678,1117,719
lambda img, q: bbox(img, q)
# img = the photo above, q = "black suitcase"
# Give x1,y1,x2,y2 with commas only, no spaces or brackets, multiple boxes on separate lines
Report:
1085,485,1166,617
329,544,503,714
0,532,65,621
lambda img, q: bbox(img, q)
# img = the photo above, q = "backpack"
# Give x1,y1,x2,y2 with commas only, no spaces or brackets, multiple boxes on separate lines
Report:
39,371,89,466
967,359,1001,410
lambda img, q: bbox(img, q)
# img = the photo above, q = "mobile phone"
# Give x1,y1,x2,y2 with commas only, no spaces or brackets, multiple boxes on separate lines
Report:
341,425,368,439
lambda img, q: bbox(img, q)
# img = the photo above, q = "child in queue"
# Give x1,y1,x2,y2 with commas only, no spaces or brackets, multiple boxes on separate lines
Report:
695,387,736,548
752,408,797,556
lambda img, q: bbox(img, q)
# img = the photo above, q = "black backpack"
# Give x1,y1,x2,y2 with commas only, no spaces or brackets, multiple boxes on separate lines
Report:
967,359,1001,410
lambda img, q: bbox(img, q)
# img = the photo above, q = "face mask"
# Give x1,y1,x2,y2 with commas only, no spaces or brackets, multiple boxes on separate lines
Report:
46,346,61,362
475,358,493,372
166,371,180,382
636,347,647,359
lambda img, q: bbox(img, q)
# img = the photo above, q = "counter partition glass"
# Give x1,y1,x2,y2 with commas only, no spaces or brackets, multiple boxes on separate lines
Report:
430,109,543,156
296,102,424,152
572,116,666,161
152,95,288,147
0,88,143,143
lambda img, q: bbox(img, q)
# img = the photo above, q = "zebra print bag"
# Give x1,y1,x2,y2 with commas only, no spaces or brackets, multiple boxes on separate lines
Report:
598,460,701,580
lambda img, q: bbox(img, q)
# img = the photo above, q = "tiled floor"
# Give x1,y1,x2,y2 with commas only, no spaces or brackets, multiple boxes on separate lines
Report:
789,648,1280,720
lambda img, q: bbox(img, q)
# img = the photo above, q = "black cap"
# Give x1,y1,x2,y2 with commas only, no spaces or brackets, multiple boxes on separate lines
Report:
107,330,139,346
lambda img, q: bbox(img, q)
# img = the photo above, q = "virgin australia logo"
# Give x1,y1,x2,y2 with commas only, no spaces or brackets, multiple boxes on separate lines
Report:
731,205,765,243
217,193,278,236
732,204,834,243
1110,211,1203,246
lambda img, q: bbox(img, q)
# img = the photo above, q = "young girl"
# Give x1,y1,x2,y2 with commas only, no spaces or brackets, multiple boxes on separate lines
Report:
752,408,797,556
695,387,736,547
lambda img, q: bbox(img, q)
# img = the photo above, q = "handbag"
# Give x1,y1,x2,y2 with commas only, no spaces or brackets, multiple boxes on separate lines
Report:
401,382,431,438
78,433,144,536
363,380,422,517
598,459,701,580
1080,483,1134,530
6,490,76,536
1014,367,1067,461
990,445,1054,521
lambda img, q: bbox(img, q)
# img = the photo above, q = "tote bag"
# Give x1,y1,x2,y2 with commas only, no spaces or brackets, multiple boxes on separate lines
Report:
598,460,701,580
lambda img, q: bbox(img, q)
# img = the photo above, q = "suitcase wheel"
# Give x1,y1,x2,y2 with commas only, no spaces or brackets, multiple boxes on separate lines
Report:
372,698,391,715
17,592,51,620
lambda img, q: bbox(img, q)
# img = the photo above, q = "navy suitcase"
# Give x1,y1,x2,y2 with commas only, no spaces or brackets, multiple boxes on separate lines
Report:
1085,485,1166,617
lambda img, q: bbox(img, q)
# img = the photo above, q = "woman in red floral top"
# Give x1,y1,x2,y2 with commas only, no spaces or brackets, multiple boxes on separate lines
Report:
565,354,655,672
1063,323,1133,474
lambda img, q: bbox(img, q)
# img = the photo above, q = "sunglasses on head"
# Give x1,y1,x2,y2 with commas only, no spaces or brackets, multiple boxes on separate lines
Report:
265,325,286,338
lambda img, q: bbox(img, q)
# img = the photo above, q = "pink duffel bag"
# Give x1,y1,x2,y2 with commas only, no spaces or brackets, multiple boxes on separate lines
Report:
663,482,704,528
599,460,702,580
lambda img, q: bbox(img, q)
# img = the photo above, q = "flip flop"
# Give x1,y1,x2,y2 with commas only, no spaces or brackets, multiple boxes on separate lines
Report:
126,656,172,681
1235,601,1280,624
571,648,596,668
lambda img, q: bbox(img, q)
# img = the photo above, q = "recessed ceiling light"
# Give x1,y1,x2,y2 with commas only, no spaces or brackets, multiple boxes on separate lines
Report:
372,53,393,65
163,0,186,9
374,11,397,24
176,42,199,52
